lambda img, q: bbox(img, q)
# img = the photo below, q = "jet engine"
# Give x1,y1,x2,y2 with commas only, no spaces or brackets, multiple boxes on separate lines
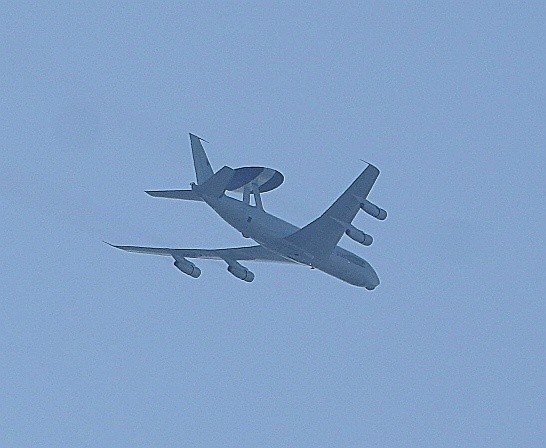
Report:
345,226,373,246
360,200,387,220
173,257,201,278
227,262,255,282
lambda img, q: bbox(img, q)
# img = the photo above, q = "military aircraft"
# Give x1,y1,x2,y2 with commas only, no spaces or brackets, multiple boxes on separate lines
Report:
108,134,387,289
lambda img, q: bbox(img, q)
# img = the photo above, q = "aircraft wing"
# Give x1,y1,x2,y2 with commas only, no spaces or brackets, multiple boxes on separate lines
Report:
145,189,204,201
284,164,380,259
106,242,294,264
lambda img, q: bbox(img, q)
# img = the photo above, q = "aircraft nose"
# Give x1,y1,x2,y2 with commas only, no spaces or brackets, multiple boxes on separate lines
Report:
365,268,380,290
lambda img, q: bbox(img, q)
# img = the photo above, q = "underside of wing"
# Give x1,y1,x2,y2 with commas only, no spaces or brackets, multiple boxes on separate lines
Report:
145,189,203,201
106,242,294,264
284,164,380,259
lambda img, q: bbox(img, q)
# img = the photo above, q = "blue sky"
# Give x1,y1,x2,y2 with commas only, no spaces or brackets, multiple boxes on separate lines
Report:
1,2,544,446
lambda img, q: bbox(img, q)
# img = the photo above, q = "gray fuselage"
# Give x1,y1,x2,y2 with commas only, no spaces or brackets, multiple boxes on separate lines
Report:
203,194,380,289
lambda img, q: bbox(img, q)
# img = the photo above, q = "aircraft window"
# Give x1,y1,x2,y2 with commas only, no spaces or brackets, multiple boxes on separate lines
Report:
247,217,252,223
341,252,367,267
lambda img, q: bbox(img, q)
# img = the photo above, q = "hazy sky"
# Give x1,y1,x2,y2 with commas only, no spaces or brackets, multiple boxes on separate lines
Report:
1,2,544,447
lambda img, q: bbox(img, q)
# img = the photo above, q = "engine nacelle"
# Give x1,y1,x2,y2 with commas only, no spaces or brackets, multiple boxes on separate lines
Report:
360,200,387,220
173,257,201,278
345,226,373,246
227,263,255,282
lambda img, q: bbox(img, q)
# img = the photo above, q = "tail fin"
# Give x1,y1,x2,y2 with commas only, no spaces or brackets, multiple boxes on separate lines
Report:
194,166,235,198
189,133,214,184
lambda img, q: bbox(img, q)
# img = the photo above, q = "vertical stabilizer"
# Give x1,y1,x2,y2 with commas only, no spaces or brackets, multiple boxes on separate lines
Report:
194,166,235,198
189,133,214,184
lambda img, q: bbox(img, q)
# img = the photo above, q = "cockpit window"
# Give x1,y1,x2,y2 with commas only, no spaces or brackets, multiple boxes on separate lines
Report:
341,252,367,267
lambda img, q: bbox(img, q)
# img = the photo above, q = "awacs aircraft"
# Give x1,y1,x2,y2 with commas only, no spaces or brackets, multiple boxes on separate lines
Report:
108,134,387,289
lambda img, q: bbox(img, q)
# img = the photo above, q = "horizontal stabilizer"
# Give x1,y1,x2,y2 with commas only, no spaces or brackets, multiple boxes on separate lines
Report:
146,189,203,201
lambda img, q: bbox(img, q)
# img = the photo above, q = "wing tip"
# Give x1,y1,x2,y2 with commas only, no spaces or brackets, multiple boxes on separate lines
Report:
189,133,209,143
359,159,380,174
104,241,125,251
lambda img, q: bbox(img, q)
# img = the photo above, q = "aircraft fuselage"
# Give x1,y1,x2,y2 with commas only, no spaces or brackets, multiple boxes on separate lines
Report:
203,194,380,289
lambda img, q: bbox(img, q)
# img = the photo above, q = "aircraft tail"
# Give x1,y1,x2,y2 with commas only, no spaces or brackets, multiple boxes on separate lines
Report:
145,189,204,201
190,133,214,184
194,166,235,198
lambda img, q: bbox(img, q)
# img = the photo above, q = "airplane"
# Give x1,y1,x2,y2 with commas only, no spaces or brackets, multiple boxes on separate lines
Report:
108,134,387,289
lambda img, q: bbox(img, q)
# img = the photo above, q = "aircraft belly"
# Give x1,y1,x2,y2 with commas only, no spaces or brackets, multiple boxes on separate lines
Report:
314,253,380,288
205,196,380,289
312,259,361,286
211,196,298,239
